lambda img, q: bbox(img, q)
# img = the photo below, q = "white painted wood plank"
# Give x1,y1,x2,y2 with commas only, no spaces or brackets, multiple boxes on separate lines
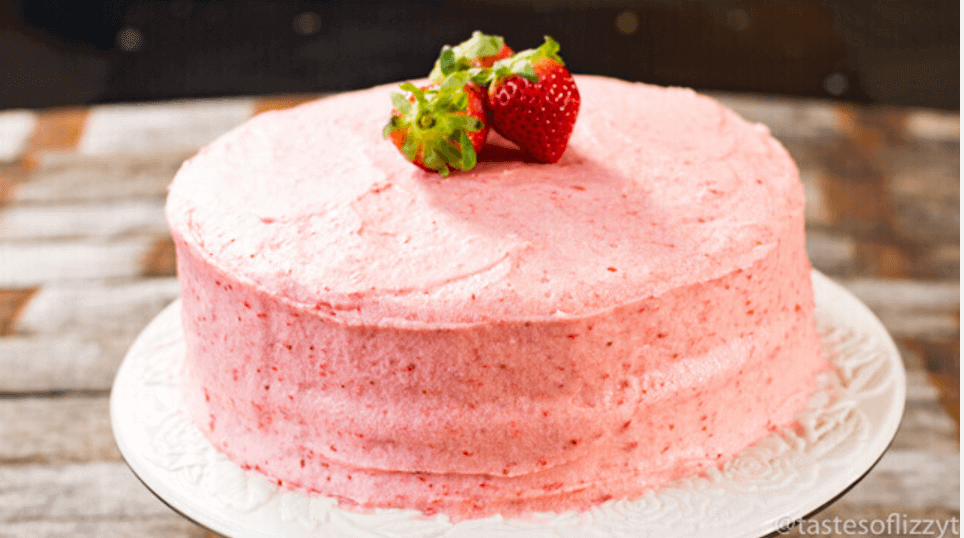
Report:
0,462,180,523
876,311,960,343
0,200,167,241
0,397,119,463
0,237,155,287
928,244,959,279
805,230,856,274
891,399,960,453
0,335,119,392
906,109,960,142
904,370,943,402
79,99,254,155
889,156,961,201
838,450,960,510
892,194,960,245
839,279,959,313
0,110,36,163
2,517,209,538
0,279,180,392
13,151,185,204
15,278,180,339
801,169,832,226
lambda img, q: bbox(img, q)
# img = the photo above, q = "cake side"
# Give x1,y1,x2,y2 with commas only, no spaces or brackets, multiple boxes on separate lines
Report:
174,214,822,517
167,75,826,519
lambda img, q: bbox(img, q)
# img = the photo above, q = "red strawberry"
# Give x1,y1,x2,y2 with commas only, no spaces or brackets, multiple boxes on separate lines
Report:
383,72,489,177
486,37,580,163
428,31,514,84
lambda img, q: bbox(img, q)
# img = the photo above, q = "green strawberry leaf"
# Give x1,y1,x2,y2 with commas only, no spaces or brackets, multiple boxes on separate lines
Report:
536,35,563,65
491,55,538,83
390,92,413,115
429,31,505,83
490,35,563,83
447,115,472,132
467,67,490,85
511,61,538,82
459,30,504,60
400,135,419,161
434,94,454,111
400,83,431,109
439,47,456,76
437,139,462,165
447,115,482,133
452,91,468,110
460,131,477,170
382,118,399,139
438,71,469,96
422,150,449,177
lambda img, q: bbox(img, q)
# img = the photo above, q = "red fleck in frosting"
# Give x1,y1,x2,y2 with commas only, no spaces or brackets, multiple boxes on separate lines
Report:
166,76,826,520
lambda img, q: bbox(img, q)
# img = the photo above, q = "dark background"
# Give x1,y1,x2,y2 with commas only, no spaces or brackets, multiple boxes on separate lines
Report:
1,0,958,111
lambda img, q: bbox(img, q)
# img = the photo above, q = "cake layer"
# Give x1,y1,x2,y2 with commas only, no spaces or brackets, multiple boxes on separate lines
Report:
167,75,826,519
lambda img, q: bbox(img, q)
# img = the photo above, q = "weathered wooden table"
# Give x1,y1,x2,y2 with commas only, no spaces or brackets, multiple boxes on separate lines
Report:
0,93,958,537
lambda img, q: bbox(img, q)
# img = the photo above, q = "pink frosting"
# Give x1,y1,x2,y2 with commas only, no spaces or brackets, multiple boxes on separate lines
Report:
167,76,826,519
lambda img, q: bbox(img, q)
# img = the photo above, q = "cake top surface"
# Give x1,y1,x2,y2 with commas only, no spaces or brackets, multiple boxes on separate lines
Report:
166,75,804,325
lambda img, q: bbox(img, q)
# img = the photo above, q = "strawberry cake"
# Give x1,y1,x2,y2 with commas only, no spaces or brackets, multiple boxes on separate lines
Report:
166,75,826,519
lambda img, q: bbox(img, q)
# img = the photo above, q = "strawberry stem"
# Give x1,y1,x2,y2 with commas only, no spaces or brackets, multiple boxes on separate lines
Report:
384,71,484,177
418,114,435,129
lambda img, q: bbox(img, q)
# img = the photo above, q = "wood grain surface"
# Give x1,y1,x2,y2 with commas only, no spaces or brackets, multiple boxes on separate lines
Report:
0,93,957,538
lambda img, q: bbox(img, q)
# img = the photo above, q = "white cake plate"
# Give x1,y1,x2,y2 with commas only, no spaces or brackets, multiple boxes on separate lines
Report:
111,270,905,538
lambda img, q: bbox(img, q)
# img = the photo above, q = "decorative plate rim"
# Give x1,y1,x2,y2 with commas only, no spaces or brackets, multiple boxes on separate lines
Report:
110,270,906,538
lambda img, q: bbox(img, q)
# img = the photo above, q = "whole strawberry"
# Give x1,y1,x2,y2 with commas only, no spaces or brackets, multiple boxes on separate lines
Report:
428,31,514,84
486,36,580,163
383,72,488,177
